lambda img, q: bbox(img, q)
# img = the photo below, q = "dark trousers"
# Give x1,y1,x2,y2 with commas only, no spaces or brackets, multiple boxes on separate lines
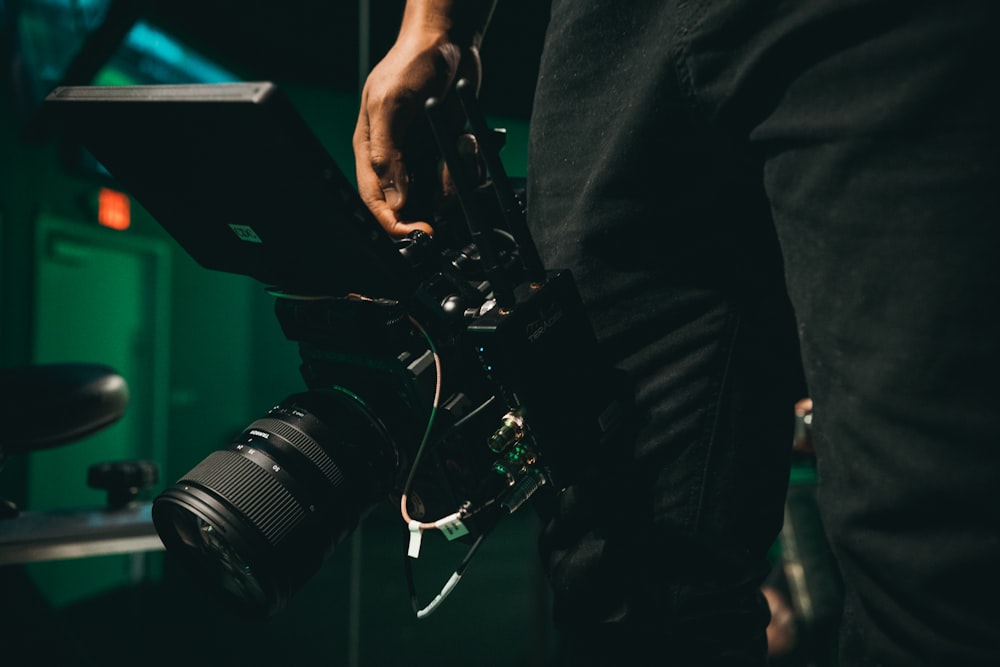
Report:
527,1,1000,664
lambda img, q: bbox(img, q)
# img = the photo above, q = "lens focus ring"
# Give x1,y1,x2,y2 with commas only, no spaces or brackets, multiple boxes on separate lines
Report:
248,417,346,486
179,449,304,546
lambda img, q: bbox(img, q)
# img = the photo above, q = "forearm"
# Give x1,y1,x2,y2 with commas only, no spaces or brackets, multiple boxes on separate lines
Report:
398,0,497,48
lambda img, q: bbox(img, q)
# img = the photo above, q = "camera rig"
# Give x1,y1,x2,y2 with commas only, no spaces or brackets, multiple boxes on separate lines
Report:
45,80,631,619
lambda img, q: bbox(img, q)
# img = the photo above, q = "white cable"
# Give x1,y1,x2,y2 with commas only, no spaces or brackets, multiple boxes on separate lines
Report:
415,573,463,619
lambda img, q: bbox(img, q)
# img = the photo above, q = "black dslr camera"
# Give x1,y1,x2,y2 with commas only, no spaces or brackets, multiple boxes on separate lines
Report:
45,80,630,619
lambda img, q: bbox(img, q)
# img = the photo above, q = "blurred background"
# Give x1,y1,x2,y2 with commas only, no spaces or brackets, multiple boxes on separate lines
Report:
0,1,554,665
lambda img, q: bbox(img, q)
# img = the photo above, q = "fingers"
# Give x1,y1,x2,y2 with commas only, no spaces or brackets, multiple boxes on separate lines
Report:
352,41,483,240
367,105,410,211
354,96,434,239
762,586,798,657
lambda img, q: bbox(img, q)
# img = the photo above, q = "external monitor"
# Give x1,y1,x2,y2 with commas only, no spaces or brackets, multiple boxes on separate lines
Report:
45,82,409,298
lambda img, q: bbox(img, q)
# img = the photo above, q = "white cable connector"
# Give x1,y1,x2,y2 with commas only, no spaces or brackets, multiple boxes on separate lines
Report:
415,572,463,618
407,511,470,559
407,520,424,558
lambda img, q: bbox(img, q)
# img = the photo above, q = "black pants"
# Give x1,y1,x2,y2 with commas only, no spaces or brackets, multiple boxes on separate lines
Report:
527,1,1000,664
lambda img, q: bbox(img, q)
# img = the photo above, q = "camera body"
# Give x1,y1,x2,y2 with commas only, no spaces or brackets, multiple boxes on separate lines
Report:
45,80,631,618
275,256,622,514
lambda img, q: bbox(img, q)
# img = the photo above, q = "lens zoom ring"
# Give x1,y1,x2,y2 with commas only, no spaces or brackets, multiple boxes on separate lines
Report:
249,418,346,486
181,450,303,546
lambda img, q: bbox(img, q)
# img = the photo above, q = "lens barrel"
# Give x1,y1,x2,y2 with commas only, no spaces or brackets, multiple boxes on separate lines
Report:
152,390,398,618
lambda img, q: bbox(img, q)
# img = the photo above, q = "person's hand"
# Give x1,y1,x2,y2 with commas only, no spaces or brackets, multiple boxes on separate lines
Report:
793,397,814,453
763,585,798,657
353,3,487,238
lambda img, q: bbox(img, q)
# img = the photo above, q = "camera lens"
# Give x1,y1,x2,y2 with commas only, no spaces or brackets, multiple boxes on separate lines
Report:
162,507,267,607
152,389,399,618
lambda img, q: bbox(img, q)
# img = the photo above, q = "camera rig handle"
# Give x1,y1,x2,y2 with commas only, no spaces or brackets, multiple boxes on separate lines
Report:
424,95,516,310
454,78,547,285
423,78,548,308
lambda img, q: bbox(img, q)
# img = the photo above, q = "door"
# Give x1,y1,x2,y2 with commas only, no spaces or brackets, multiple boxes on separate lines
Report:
26,212,170,608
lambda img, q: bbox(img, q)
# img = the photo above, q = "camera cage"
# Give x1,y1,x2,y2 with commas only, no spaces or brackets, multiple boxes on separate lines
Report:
44,81,632,618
